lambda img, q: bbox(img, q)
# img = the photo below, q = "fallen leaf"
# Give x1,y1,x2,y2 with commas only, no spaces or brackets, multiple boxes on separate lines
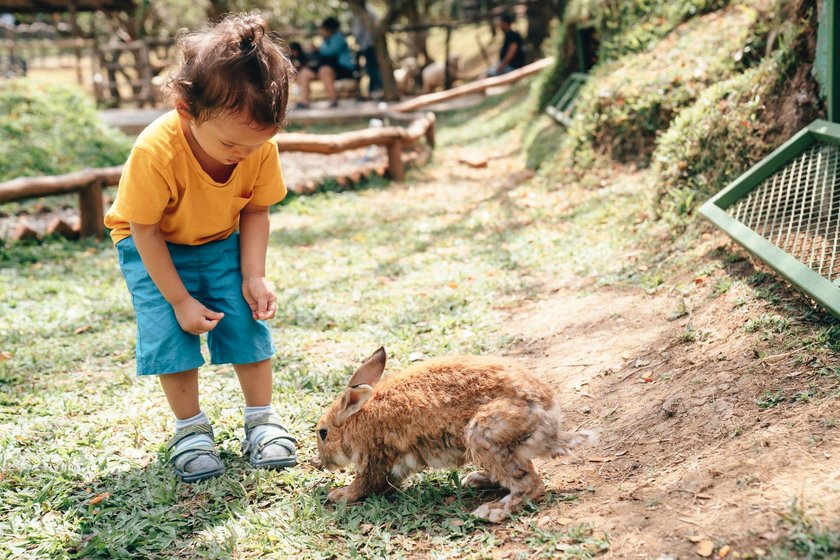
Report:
588,456,616,463
447,282,459,289
89,492,110,505
443,496,456,504
447,518,465,527
74,325,92,334
695,493,713,500
696,539,714,557
718,545,731,558
0,351,11,361
555,517,573,526
360,523,373,534
694,277,705,285
688,535,708,543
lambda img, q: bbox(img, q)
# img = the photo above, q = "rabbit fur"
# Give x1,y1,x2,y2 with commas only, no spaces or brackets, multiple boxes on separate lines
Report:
315,347,596,522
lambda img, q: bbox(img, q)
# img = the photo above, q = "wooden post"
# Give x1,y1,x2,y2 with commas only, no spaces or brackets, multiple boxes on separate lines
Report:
443,24,453,90
386,140,404,181
78,180,104,238
68,0,83,86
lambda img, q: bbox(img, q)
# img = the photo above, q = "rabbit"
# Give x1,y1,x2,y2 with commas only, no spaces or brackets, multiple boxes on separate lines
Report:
315,347,596,522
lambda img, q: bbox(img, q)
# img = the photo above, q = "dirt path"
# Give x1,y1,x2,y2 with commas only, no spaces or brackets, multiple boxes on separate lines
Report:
421,138,840,558
500,256,840,558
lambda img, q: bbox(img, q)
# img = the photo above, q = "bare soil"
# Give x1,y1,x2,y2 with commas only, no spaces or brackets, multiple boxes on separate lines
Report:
413,142,840,558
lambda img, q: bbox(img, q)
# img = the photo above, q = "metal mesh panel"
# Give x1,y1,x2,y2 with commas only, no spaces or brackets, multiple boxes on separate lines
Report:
727,142,840,283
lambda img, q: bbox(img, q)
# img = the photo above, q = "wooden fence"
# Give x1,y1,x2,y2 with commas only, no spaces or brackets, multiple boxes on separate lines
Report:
0,112,435,239
0,57,551,240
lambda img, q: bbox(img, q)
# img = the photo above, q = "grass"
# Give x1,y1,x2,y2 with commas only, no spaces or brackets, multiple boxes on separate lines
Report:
3,5,840,556
0,84,627,559
768,500,840,559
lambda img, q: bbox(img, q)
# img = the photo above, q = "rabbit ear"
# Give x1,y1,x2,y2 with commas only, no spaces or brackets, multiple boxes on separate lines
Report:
335,385,374,425
348,347,386,388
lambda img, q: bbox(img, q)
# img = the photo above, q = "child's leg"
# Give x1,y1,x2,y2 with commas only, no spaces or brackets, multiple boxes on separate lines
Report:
159,369,225,481
234,359,297,469
116,237,223,482
233,359,272,407
159,368,201,418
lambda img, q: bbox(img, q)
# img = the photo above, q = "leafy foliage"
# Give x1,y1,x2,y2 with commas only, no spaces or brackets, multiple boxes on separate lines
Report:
564,5,758,165
0,81,132,181
651,50,792,226
566,0,732,62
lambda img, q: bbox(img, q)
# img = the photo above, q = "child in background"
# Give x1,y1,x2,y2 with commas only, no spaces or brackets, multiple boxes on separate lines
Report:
104,13,297,482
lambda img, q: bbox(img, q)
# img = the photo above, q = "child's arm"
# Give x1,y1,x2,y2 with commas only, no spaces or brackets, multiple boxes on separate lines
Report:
239,203,277,321
130,221,224,334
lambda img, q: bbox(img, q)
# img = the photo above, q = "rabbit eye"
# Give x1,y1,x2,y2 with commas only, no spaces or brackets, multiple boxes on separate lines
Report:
318,428,328,441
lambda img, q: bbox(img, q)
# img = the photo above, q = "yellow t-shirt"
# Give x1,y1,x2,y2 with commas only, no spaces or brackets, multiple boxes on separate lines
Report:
104,110,286,245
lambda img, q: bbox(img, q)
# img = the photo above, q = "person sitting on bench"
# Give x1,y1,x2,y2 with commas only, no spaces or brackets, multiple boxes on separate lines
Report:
486,13,525,77
295,17,356,109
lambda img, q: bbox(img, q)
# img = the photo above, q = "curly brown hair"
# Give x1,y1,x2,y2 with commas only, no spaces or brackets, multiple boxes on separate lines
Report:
164,12,294,128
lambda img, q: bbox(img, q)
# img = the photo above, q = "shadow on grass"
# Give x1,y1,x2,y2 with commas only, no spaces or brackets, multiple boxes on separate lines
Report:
64,454,248,558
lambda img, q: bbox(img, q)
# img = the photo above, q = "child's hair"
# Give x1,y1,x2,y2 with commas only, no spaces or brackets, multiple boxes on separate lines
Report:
165,12,294,128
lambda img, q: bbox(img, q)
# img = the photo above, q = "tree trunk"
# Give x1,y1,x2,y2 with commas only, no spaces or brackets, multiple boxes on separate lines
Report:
348,0,402,101
525,0,554,61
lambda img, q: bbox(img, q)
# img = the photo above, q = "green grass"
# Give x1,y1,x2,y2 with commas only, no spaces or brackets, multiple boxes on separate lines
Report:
768,501,840,559
3,5,840,556
0,84,627,559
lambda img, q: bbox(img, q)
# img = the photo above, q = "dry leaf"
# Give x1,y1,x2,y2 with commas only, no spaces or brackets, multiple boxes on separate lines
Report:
718,545,731,558
360,523,373,534
448,518,465,527
696,539,714,557
695,493,713,500
89,492,110,505
556,517,573,526
688,535,708,543
447,282,459,289
0,351,11,361
443,496,456,504
74,325,92,335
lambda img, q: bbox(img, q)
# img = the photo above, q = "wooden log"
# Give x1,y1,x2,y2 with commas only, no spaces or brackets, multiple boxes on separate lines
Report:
392,57,554,113
424,118,436,148
78,181,104,238
387,140,405,181
275,113,435,154
0,166,122,203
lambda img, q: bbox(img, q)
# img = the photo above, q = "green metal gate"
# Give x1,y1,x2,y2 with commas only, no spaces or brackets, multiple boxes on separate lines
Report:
699,0,840,317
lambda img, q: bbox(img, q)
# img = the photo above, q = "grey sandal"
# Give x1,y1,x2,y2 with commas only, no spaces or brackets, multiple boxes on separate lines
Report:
167,423,226,483
241,414,298,469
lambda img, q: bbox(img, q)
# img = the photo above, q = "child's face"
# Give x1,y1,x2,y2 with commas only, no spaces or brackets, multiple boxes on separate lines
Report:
187,111,278,166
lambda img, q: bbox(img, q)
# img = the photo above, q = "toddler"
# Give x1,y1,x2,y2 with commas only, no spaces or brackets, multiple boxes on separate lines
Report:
104,13,297,482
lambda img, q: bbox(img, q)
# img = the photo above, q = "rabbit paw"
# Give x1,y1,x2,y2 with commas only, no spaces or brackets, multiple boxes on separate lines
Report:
460,471,500,490
472,500,509,523
327,485,355,503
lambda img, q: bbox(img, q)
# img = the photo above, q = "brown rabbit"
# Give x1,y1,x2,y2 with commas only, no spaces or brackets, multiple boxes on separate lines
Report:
315,347,596,522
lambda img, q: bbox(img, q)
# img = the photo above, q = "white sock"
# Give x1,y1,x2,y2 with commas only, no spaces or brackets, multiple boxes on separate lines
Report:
244,405,291,459
173,411,218,473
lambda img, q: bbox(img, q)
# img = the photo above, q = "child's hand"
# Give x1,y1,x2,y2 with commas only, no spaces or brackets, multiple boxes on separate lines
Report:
172,296,224,334
242,276,277,321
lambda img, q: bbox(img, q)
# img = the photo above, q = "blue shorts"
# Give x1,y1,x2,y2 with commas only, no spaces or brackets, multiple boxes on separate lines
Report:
117,233,275,375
